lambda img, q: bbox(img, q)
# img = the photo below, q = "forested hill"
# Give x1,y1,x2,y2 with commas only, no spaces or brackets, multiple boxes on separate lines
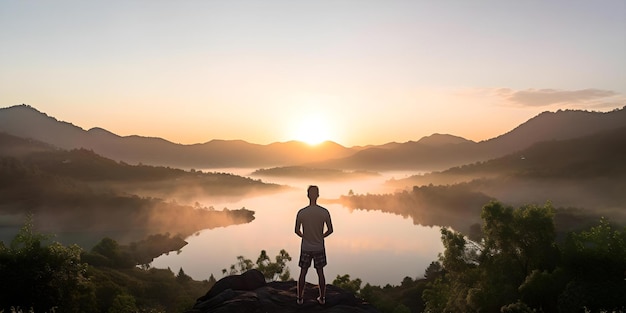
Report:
0,132,287,245
392,125,626,186
344,126,626,236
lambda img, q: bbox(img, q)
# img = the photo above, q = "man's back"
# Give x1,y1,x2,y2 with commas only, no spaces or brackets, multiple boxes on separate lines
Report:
296,205,331,252
295,185,333,305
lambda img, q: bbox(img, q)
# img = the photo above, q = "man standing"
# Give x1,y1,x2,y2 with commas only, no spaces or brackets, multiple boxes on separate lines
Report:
295,185,333,305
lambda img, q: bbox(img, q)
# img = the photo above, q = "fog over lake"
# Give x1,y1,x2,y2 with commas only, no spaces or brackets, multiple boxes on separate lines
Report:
152,169,444,286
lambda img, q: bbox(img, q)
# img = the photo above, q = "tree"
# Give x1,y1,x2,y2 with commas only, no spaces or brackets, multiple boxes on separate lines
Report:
177,267,192,283
558,218,626,311
423,201,558,312
223,249,292,281
423,227,481,312
107,293,137,313
470,201,557,311
333,274,362,294
423,200,626,312
256,249,292,281
0,215,94,312
90,237,135,268
423,261,443,280
207,274,217,285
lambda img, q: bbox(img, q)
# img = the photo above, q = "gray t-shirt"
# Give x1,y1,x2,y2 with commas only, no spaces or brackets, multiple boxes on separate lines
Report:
296,205,332,252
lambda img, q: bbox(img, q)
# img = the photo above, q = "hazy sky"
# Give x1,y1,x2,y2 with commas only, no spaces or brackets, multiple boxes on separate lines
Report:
1,1,625,146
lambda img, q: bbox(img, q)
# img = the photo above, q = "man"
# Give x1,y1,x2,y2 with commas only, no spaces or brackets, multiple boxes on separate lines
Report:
294,185,333,305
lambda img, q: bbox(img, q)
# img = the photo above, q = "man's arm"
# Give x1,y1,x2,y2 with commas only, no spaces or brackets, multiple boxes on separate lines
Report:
295,218,303,238
323,215,333,238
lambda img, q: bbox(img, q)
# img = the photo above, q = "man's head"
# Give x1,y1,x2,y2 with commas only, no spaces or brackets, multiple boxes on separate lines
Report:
307,185,319,201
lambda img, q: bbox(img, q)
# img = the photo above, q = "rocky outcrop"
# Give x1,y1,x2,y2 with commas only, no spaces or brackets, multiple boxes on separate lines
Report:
196,269,267,303
187,270,380,313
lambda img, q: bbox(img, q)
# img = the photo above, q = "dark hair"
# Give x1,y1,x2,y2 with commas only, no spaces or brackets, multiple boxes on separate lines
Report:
307,185,319,196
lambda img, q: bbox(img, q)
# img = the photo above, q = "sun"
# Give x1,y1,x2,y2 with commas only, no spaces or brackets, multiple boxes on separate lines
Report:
291,114,333,146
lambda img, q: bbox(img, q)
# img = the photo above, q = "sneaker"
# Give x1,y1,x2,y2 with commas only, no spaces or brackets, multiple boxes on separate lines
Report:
317,296,325,305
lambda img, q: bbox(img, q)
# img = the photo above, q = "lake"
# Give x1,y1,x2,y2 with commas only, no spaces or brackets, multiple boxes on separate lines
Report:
152,169,444,286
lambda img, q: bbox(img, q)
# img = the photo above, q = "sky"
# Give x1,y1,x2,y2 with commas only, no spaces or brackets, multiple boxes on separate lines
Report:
1,1,625,147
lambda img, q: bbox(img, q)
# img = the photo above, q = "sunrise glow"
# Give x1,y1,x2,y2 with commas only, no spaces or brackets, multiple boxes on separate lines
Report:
291,114,334,145
0,1,624,146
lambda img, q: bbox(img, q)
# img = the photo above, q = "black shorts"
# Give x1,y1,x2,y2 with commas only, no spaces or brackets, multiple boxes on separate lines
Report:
298,250,327,269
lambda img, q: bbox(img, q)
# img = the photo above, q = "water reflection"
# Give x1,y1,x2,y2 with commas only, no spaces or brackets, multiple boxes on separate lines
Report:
152,170,444,286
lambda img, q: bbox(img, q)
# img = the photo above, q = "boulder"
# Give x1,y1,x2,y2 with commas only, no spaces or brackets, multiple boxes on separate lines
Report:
187,278,380,313
196,269,266,302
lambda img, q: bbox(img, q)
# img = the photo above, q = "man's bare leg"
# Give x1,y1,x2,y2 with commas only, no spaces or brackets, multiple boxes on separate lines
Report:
316,267,326,304
297,267,308,304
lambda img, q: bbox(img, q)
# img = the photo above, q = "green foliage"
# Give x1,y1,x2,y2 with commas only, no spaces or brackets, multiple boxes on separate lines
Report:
126,233,187,266
423,201,626,313
107,293,137,313
256,249,292,281
176,268,192,284
223,249,292,281
360,278,429,313
557,218,626,312
86,262,210,313
89,237,136,269
423,261,443,280
333,274,362,294
0,218,211,313
500,300,535,313
0,215,92,313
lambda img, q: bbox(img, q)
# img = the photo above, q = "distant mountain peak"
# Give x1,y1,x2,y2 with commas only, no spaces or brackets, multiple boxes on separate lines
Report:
483,107,626,147
87,127,119,137
5,103,39,111
2,104,47,117
417,133,474,146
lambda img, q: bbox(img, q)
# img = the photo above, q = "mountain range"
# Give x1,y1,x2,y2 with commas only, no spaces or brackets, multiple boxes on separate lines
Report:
315,107,626,170
1,104,625,170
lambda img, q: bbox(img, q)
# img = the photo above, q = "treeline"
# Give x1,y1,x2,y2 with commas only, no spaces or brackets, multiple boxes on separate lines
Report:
389,127,626,187
0,220,297,313
1,156,255,239
340,184,606,237
2,202,624,312
421,201,626,312
0,150,263,244
1,131,288,202
251,166,379,181
82,233,188,267
26,148,285,197
0,219,215,313
387,126,626,217
340,184,493,236
333,201,626,313
439,125,626,181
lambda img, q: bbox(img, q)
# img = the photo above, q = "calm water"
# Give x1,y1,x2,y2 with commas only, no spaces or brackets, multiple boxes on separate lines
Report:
152,170,444,286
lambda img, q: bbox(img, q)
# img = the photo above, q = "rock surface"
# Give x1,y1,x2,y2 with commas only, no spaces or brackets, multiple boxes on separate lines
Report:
186,281,381,313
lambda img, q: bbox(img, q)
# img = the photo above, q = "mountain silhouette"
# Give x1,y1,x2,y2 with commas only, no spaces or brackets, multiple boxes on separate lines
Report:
0,105,357,169
390,125,626,186
312,107,626,170
2,104,625,170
